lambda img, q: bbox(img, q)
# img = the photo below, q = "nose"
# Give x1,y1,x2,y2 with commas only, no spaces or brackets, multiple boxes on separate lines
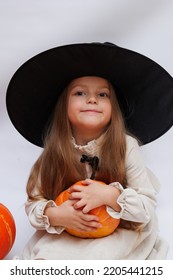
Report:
86,94,97,104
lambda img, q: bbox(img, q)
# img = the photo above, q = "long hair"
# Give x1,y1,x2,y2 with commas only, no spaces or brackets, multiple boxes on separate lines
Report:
26,80,142,231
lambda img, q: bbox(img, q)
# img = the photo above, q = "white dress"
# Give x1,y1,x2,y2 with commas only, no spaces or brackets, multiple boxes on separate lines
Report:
22,135,168,259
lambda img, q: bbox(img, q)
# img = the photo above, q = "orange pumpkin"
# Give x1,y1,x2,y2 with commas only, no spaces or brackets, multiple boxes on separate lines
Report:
0,203,16,259
55,181,120,238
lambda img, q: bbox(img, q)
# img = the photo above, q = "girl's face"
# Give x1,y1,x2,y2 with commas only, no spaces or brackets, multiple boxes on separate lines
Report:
67,76,112,143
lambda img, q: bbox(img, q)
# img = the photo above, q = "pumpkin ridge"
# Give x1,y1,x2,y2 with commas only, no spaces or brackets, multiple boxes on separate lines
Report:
0,214,13,248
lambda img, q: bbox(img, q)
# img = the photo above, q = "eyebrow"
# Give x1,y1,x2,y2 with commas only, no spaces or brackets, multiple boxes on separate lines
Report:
69,84,110,91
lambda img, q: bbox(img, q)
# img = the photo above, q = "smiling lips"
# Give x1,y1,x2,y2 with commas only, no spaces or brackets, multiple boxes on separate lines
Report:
81,109,101,113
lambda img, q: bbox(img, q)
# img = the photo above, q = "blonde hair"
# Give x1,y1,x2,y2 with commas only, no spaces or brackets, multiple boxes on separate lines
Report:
26,80,142,232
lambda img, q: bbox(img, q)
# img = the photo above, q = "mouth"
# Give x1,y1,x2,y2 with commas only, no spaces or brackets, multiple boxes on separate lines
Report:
81,109,101,113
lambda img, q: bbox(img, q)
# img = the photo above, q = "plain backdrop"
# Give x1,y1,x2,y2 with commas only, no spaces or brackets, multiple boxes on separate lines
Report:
0,0,173,260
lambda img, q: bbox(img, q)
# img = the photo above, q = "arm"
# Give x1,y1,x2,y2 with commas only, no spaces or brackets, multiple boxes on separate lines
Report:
107,135,159,224
25,193,102,234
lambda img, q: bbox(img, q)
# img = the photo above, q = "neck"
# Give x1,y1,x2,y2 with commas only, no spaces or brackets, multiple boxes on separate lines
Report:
72,130,103,145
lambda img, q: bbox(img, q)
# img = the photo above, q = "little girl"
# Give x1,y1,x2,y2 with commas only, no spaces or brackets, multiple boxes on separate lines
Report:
6,42,173,259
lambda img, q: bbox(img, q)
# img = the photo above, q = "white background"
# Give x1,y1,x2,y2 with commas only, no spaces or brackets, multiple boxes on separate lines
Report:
0,0,173,260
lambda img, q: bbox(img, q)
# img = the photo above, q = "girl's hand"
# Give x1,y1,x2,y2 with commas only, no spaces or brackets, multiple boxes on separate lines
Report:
69,179,121,213
44,199,102,232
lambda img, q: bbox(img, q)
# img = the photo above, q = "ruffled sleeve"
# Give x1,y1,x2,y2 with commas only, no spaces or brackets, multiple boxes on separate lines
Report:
25,198,65,234
107,135,159,224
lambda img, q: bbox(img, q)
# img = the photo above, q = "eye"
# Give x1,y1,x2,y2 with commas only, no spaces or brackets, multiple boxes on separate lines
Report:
75,91,86,96
98,92,110,98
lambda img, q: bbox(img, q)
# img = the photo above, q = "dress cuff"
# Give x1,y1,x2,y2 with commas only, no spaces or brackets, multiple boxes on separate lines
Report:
109,182,124,192
43,200,65,234
106,182,124,219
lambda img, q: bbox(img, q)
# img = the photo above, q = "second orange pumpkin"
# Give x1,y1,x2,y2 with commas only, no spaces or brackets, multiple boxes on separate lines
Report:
0,203,16,259
55,181,120,238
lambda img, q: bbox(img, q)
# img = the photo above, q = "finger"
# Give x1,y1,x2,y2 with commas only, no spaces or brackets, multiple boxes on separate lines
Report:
70,199,79,206
81,221,102,229
81,213,99,222
73,200,86,210
86,221,102,228
76,225,98,232
82,179,93,185
62,199,79,208
77,222,102,232
82,205,91,214
68,185,83,193
69,192,83,200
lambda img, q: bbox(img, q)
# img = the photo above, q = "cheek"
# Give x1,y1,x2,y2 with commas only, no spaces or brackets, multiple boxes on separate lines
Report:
67,100,79,123
104,103,112,121
67,107,74,124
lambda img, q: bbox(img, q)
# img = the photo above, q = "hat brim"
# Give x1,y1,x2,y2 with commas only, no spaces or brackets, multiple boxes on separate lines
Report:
6,42,173,147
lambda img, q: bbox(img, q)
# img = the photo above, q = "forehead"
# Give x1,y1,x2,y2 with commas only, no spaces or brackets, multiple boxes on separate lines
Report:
68,76,110,88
